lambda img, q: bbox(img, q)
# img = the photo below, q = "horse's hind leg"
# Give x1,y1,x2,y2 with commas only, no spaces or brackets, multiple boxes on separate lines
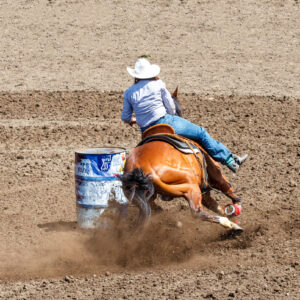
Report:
186,185,242,231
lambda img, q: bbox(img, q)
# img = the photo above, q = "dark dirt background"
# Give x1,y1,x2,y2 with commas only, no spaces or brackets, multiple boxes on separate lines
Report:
0,91,299,299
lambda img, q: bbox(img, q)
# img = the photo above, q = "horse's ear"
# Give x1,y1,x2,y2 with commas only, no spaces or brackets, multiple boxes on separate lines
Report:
172,86,178,98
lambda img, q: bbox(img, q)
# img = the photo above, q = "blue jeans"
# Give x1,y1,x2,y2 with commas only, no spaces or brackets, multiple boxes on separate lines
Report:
141,114,232,164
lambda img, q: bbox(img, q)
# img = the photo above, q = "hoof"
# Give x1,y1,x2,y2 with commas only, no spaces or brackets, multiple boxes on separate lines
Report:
216,216,244,232
231,222,243,232
232,226,243,233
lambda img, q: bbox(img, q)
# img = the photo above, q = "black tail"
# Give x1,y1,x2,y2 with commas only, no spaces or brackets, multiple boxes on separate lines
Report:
121,168,154,226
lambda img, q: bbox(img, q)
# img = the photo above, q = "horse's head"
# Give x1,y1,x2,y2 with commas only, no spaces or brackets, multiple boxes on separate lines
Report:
172,87,182,117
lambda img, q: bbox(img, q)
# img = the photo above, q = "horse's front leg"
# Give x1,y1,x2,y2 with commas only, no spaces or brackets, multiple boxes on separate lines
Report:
205,154,243,207
202,191,225,216
202,191,242,219
208,176,243,218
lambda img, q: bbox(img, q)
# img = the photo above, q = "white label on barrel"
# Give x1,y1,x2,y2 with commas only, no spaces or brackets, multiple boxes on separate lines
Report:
76,159,93,177
76,179,128,207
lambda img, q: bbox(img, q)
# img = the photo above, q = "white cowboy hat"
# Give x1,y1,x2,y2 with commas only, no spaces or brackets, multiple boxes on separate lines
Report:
127,58,160,79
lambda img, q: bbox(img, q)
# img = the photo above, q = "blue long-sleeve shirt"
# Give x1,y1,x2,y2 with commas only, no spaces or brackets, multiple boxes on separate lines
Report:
121,79,176,128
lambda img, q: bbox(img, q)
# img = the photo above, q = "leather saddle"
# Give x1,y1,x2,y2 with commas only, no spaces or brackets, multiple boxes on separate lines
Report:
139,124,201,154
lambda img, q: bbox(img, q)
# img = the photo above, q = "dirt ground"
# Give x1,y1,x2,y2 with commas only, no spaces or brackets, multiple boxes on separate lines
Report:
0,1,300,300
0,91,299,299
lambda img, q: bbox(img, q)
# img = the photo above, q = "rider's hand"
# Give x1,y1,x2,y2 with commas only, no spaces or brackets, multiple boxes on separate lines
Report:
129,117,136,126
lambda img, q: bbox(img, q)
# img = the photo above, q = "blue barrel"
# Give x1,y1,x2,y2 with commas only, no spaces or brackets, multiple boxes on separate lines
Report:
75,147,128,228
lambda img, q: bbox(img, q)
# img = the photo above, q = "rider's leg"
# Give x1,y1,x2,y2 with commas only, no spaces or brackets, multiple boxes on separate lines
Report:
172,116,247,171
155,114,247,169
154,114,231,163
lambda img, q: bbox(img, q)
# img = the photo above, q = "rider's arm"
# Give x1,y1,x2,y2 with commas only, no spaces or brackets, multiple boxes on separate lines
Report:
161,86,176,115
121,93,134,124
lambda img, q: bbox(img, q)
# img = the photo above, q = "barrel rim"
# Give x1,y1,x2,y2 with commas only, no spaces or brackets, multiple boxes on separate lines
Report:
75,175,121,181
75,147,126,155
77,203,109,208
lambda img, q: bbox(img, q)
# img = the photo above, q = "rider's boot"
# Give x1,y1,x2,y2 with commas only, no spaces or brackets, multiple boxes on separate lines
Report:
226,154,248,173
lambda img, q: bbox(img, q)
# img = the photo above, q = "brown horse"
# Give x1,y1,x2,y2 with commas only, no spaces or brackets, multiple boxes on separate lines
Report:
121,89,243,231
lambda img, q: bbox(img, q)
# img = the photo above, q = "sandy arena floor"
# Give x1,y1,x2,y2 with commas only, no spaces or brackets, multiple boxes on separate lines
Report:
0,1,299,299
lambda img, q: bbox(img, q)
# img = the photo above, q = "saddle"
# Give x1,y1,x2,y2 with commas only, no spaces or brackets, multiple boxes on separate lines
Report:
140,124,201,154
139,134,201,155
138,124,209,191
